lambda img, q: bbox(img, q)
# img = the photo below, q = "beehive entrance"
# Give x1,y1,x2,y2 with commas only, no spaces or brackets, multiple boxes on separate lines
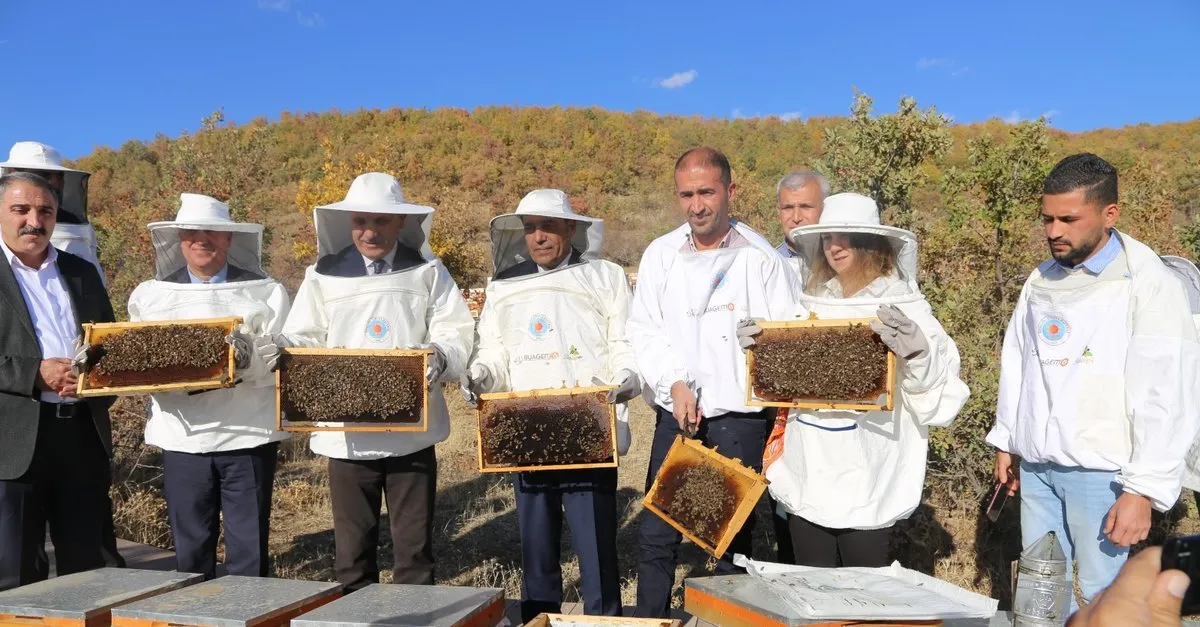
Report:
279,353,424,424
478,390,615,470
87,324,228,388
750,322,890,404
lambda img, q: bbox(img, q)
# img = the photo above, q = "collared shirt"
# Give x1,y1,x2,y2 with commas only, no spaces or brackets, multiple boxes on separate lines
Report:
776,240,798,258
0,238,80,403
187,264,229,284
682,221,751,253
362,244,398,275
1056,230,1122,276
817,272,907,299
535,253,574,274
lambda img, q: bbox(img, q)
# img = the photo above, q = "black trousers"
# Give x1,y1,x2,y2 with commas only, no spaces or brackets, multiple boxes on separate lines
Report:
0,404,117,591
788,515,892,567
514,468,621,623
770,497,795,564
162,441,279,579
328,446,437,591
634,405,771,618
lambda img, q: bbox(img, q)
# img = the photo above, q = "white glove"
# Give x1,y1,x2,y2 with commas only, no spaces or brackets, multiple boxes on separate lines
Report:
736,318,764,350
592,369,641,404
225,332,253,370
870,305,929,359
460,363,494,406
253,333,290,372
71,337,91,377
407,343,446,385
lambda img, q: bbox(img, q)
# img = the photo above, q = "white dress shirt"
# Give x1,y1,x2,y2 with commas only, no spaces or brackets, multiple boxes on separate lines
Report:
0,238,80,403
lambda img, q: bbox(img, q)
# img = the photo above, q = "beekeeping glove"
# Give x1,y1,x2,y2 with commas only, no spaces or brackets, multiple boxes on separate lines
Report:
253,333,290,372
407,343,446,385
459,363,494,406
736,318,764,350
591,369,641,404
70,337,91,377
225,332,254,370
870,305,928,360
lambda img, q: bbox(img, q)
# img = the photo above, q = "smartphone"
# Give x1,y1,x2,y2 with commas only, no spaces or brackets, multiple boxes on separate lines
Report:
1162,535,1200,615
985,483,1009,523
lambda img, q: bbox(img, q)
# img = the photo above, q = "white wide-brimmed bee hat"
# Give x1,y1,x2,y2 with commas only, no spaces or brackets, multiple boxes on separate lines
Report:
489,189,602,278
313,172,435,261
0,141,91,223
147,194,264,280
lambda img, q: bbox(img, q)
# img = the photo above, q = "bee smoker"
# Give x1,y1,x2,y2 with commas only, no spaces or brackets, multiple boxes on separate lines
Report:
1012,531,1071,626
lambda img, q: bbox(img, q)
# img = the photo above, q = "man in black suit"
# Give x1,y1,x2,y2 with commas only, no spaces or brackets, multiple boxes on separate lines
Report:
0,172,119,591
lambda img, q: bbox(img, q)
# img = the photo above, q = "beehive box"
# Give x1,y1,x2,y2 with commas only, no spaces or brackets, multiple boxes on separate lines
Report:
745,318,896,412
76,317,241,397
276,348,430,433
476,386,618,473
0,568,202,627
290,584,503,627
109,576,340,627
524,615,683,627
643,436,767,558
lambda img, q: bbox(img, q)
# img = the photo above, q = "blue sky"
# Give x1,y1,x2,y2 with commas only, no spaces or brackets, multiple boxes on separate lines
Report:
3,0,1198,158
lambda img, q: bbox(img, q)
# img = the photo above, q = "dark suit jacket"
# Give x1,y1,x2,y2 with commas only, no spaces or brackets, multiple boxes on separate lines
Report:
494,249,584,281
315,245,427,277
163,264,265,284
0,249,116,480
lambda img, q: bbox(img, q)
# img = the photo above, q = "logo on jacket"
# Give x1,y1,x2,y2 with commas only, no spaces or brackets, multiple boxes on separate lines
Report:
568,344,582,360
1038,315,1070,346
712,270,728,291
528,314,553,339
366,317,391,342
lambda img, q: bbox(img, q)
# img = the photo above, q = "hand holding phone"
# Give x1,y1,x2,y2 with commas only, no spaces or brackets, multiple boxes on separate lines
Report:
985,483,1008,523
1162,535,1200,615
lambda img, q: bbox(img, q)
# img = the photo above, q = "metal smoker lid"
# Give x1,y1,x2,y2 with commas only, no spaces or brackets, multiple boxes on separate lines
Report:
109,576,341,627
290,584,504,627
1018,531,1068,577
0,568,203,620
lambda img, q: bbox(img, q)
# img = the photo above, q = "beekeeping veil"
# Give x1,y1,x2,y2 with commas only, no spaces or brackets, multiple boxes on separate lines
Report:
489,189,602,278
313,172,435,266
0,141,91,224
147,193,264,280
789,192,920,306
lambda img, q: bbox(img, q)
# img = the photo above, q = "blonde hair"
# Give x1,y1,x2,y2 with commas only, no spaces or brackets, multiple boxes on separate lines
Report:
807,233,895,295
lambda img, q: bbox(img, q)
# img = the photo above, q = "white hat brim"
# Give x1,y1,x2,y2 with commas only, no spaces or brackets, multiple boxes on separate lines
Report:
0,160,85,174
316,199,434,215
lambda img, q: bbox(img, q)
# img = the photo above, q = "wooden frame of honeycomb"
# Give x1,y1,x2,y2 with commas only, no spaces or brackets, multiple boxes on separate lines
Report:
475,385,619,473
275,348,430,432
642,435,767,558
76,317,241,397
745,317,896,412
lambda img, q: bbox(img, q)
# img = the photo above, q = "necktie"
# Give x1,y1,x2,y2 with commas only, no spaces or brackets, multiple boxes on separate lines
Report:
369,259,387,275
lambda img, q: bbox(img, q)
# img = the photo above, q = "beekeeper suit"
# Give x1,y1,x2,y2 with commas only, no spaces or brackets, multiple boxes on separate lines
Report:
1161,257,1200,494
280,172,473,591
987,230,1200,604
0,141,103,280
463,189,637,621
626,146,804,619
126,193,290,579
739,193,969,568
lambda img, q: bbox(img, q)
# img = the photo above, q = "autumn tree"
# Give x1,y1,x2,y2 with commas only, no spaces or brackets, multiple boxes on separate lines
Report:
820,92,953,229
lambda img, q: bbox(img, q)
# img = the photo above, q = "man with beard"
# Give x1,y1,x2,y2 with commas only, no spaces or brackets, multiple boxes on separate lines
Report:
625,147,803,618
987,153,1200,610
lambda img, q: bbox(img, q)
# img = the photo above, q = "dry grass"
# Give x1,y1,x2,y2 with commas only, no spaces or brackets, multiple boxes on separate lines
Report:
110,392,1200,610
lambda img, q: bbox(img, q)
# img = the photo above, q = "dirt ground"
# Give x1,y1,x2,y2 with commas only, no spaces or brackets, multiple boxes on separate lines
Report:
109,391,1200,610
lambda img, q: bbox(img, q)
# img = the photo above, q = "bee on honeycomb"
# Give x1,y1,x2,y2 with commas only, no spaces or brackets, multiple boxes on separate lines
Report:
92,325,227,380
480,394,613,467
283,355,422,423
752,323,889,402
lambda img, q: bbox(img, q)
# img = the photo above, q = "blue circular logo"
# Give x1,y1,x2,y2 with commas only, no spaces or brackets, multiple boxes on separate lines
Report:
1038,315,1070,346
528,314,552,339
366,317,390,341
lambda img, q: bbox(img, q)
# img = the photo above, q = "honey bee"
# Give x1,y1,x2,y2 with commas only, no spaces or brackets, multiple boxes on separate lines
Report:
481,395,612,467
93,325,226,379
752,323,888,401
283,355,422,423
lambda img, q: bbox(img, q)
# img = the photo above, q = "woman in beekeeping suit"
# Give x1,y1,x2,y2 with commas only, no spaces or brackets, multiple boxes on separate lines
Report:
126,193,291,579
738,192,969,568
461,189,638,622
278,172,473,591
0,141,103,281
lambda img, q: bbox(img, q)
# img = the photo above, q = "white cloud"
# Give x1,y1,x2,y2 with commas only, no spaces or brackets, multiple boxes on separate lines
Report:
730,108,803,122
1004,110,1022,124
658,70,698,89
295,11,324,27
257,0,292,11
917,57,968,78
1041,109,1060,122
777,111,804,121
